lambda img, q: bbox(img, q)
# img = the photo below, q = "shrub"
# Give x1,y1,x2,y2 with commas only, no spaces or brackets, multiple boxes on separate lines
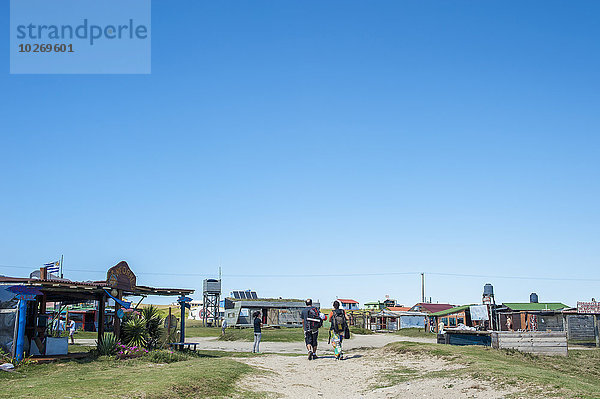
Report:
144,349,190,364
115,343,148,359
96,333,118,356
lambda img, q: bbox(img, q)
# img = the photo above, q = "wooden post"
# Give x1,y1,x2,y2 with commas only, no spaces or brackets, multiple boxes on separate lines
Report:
180,301,186,344
113,290,122,339
97,293,105,345
594,315,599,348
167,307,172,341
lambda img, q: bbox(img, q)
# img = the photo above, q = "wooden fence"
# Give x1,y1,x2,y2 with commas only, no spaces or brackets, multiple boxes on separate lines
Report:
491,331,568,356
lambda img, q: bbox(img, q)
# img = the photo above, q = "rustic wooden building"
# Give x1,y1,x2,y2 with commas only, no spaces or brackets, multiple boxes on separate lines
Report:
368,310,426,331
429,305,473,333
496,302,569,332
223,298,319,328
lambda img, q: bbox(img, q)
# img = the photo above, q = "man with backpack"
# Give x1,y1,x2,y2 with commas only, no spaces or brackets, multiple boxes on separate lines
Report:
301,298,322,360
329,300,349,360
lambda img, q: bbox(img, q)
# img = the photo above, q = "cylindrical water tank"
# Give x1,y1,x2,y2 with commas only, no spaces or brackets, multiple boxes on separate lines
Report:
530,293,539,303
483,283,494,296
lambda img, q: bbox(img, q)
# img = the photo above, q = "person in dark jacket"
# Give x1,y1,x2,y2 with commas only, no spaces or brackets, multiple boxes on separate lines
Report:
252,311,262,353
329,300,348,360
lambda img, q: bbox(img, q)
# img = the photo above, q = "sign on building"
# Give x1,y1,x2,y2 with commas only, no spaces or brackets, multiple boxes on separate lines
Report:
577,301,600,314
107,261,137,291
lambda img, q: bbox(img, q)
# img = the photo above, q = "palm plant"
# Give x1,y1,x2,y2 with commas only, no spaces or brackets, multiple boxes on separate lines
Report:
141,305,163,349
97,332,118,356
122,316,147,348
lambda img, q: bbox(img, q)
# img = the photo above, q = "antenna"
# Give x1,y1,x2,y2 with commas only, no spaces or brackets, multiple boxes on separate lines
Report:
421,273,425,303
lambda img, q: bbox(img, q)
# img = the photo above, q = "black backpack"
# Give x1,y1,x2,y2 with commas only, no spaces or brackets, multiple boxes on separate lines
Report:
331,309,347,334
306,307,322,332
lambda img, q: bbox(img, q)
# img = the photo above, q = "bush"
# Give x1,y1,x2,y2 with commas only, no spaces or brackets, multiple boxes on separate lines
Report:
97,333,118,356
115,343,148,359
122,316,148,348
144,349,191,364
141,305,163,349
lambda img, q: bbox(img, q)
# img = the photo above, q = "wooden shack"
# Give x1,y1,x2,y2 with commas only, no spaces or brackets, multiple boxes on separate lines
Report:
223,298,319,328
429,305,473,333
368,310,426,331
0,261,193,360
497,302,569,332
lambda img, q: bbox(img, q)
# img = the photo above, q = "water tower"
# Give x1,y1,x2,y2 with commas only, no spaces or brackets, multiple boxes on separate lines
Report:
203,279,221,327
482,283,495,305
530,293,538,303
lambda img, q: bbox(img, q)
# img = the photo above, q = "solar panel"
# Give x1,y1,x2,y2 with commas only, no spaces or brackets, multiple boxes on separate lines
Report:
250,291,258,299
232,291,240,299
240,292,248,299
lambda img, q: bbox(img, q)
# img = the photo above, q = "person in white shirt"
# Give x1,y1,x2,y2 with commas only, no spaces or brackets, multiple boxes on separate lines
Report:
68,319,76,344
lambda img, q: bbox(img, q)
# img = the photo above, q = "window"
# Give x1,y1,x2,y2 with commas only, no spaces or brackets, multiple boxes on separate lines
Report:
240,309,249,317
457,317,464,325
449,317,457,326
441,317,448,325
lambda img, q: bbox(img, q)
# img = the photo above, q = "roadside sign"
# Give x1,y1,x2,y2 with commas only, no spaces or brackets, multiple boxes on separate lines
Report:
577,301,600,314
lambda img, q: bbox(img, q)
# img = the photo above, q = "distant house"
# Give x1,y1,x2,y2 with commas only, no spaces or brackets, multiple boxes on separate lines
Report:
386,306,410,312
429,305,473,333
383,299,397,308
410,303,454,331
337,299,359,311
364,301,384,311
369,310,427,331
497,302,569,332
409,303,454,314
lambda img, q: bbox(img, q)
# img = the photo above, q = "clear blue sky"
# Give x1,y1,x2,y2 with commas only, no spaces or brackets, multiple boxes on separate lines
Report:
1,1,599,307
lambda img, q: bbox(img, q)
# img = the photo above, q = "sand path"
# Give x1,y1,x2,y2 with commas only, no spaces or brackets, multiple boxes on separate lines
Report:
237,348,516,398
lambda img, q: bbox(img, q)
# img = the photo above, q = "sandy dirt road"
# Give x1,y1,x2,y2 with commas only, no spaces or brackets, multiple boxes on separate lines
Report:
237,348,516,399
183,334,516,399
184,333,435,354
75,333,435,353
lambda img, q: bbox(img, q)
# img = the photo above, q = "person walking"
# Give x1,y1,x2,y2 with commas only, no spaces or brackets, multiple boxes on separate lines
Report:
221,319,228,337
301,298,322,360
68,319,76,344
252,311,262,353
329,300,348,360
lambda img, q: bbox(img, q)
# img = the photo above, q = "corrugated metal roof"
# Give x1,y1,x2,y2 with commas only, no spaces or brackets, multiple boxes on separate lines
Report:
373,310,427,317
387,306,411,311
412,303,454,313
502,302,569,311
430,304,473,316
0,276,193,296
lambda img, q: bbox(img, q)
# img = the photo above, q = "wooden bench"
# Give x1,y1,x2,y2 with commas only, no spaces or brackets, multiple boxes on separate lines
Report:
169,342,199,351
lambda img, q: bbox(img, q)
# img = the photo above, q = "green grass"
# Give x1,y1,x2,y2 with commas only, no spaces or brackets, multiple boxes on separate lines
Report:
382,341,600,398
392,328,433,338
349,326,374,335
1,352,255,399
67,343,95,353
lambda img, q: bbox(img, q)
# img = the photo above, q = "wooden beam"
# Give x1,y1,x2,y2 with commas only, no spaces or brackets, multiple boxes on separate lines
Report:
97,293,105,346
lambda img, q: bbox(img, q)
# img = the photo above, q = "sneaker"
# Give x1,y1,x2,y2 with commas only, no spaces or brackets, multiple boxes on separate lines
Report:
308,351,313,360
312,353,318,359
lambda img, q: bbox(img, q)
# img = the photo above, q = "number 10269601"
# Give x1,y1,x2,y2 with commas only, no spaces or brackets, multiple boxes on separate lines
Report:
18,43,74,53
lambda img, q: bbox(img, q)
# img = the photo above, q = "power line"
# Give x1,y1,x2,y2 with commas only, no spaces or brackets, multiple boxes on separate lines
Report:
1,263,600,282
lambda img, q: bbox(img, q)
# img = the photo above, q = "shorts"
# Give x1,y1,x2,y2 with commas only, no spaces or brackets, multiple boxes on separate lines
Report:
304,330,318,347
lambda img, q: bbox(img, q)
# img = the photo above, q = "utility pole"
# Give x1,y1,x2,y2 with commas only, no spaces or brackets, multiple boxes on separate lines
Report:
60,254,64,279
421,273,425,303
